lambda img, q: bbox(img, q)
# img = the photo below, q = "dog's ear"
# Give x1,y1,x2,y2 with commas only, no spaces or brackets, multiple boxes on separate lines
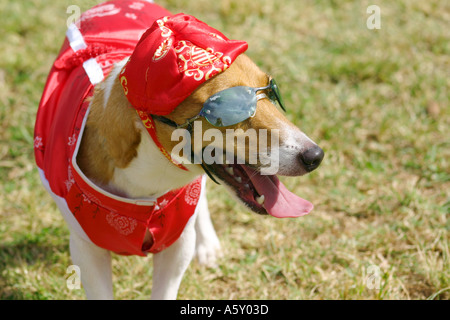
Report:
77,76,141,185
98,78,142,168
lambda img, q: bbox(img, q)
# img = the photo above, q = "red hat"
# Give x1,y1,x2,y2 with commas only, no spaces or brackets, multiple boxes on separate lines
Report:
120,13,248,115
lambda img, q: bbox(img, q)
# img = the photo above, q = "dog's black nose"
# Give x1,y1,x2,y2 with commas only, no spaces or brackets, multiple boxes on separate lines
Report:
299,145,324,172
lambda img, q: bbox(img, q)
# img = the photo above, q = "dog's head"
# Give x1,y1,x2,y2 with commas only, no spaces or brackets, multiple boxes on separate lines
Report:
152,54,324,218
121,14,323,218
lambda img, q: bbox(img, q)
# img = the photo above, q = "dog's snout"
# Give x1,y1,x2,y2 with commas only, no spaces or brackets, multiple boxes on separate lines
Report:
299,145,324,172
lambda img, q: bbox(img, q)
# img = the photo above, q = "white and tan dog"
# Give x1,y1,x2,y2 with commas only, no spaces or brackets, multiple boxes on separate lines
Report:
34,0,323,299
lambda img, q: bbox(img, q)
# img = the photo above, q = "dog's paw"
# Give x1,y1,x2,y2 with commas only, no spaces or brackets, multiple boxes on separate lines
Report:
195,237,222,267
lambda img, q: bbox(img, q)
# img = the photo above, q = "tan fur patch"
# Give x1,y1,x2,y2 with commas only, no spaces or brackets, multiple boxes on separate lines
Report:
77,73,141,186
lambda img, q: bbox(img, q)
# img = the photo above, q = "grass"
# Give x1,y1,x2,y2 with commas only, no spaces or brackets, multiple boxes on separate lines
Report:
0,0,448,300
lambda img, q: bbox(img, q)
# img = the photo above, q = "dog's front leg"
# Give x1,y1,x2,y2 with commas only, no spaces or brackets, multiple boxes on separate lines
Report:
69,232,114,299
195,189,222,267
150,212,197,300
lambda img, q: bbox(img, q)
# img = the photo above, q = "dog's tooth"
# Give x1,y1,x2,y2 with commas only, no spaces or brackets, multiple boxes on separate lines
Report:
226,167,234,175
256,195,265,205
235,176,242,183
244,184,250,189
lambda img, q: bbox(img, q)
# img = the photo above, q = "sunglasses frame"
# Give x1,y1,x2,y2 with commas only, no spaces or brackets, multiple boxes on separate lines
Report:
176,79,286,129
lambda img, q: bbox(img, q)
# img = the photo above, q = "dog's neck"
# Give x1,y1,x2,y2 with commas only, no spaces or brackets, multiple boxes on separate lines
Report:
77,60,202,199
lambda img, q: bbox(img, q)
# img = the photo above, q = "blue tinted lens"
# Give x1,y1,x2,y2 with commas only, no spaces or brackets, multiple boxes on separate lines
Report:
200,86,257,127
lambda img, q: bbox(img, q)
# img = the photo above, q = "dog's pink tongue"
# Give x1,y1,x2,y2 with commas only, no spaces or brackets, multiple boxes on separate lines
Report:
242,167,313,218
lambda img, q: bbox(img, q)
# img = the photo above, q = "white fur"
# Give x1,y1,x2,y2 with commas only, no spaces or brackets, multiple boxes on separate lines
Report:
276,118,318,176
111,120,203,199
70,232,114,299
194,189,222,267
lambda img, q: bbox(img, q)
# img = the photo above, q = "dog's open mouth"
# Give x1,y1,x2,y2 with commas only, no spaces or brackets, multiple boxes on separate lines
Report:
205,162,313,218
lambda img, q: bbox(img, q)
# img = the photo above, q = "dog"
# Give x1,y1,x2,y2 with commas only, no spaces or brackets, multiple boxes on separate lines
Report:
34,0,324,299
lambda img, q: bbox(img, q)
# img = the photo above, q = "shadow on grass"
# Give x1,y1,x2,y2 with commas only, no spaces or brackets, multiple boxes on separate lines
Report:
0,227,70,299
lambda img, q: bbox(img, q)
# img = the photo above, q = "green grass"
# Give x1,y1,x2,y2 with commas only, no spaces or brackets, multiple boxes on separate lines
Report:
0,0,448,299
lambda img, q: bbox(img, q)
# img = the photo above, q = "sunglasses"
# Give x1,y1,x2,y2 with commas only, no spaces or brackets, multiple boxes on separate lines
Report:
176,79,285,128
147,79,286,184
